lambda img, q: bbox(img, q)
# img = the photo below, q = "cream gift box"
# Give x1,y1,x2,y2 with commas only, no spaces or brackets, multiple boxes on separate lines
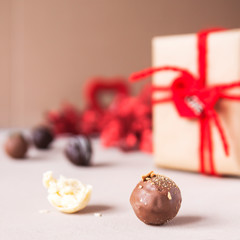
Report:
152,29,240,176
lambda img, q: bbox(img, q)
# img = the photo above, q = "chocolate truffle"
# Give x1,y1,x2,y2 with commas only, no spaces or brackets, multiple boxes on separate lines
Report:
32,126,54,149
65,136,92,166
130,171,182,225
5,133,28,159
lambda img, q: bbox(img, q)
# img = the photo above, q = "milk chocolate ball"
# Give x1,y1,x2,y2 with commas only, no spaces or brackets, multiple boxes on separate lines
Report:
32,126,54,149
65,136,92,166
5,133,28,159
130,171,182,225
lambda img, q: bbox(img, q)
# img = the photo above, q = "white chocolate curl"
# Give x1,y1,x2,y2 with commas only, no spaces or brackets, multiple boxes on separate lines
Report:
43,171,92,213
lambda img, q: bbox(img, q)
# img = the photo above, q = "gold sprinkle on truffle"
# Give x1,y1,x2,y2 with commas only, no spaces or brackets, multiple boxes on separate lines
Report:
141,172,178,192
138,185,143,189
168,192,172,200
141,171,156,181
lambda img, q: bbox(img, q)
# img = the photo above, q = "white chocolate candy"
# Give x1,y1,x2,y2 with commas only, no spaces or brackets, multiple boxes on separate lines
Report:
43,171,92,213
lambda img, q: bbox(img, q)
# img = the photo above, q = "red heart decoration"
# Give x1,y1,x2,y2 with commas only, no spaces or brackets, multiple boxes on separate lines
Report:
85,77,129,110
171,73,200,118
171,73,220,118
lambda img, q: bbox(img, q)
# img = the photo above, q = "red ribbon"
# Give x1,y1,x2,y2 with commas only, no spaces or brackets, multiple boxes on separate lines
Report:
130,29,240,176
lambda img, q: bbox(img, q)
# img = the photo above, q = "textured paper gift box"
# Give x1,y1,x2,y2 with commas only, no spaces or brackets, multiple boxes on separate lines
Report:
152,29,240,176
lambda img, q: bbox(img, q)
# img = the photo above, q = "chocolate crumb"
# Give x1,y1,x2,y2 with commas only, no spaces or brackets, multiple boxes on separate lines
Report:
94,213,102,217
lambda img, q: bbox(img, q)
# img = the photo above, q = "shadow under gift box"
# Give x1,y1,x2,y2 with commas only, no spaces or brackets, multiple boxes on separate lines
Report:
152,29,240,176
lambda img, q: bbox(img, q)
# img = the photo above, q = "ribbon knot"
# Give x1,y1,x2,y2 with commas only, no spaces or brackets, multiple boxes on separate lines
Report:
130,29,240,176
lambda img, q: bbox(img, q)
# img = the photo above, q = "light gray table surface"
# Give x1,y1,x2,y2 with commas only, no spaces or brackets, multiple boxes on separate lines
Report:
0,130,239,240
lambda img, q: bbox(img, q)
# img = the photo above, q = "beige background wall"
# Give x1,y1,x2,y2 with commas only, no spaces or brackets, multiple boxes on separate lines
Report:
1,0,240,127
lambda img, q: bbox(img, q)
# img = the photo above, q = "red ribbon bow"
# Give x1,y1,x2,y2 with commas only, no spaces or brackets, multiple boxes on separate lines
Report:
130,29,240,176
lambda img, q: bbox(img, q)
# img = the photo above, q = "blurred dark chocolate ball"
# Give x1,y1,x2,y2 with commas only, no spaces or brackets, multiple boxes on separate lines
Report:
65,136,92,166
130,171,182,225
32,126,54,149
5,133,28,159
